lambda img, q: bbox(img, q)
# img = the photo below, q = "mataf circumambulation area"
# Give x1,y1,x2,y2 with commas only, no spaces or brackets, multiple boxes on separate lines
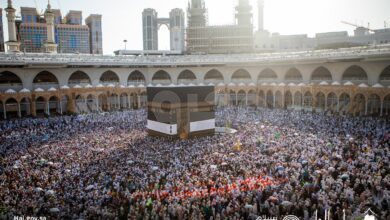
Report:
147,86,215,139
1,0,390,219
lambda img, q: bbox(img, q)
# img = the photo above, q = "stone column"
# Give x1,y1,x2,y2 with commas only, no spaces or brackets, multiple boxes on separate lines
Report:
46,101,50,116
3,104,7,119
127,95,131,109
96,97,99,111
17,102,21,118
68,96,76,113
31,101,37,117
273,94,276,108
380,101,384,116
365,101,368,116
59,100,63,114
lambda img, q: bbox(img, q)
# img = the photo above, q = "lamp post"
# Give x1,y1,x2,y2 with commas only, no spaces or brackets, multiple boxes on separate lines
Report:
124,39,128,50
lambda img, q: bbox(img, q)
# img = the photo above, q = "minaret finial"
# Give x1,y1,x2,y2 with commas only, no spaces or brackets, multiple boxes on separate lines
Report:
8,0,13,8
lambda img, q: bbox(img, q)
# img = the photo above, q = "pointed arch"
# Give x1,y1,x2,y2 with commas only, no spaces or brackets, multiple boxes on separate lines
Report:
303,91,313,109
294,91,303,107
237,90,246,106
353,93,366,116
285,68,303,82
61,95,69,114
0,71,23,85
285,91,293,108
258,90,265,107
204,69,224,84
128,70,146,86
327,92,338,112
35,96,47,116
229,90,237,106
152,70,171,85
120,93,129,109
5,98,18,119
266,90,274,108
258,68,277,83
311,66,332,82
379,65,390,86
339,93,351,114
367,94,381,115
315,92,326,111
232,69,251,83
33,71,59,90
178,70,197,84
68,71,91,86
247,90,256,106
100,70,119,85
342,65,368,83
20,97,31,117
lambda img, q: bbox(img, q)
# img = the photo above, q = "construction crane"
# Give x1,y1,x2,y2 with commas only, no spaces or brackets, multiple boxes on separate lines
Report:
341,21,376,33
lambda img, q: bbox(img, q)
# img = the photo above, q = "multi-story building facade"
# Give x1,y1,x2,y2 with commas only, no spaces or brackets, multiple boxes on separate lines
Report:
187,0,253,54
142,9,159,51
86,14,103,54
0,8,5,52
5,3,102,54
0,44,389,119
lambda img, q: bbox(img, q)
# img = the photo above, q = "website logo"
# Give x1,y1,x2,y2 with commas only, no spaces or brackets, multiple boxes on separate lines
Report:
282,215,300,220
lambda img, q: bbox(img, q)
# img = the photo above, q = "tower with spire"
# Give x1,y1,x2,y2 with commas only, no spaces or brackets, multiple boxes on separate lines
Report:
187,0,207,27
5,0,21,52
43,0,58,53
0,8,5,52
235,0,253,27
258,0,264,31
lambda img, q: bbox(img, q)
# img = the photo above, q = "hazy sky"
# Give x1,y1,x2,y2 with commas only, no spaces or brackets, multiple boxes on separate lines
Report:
2,0,390,54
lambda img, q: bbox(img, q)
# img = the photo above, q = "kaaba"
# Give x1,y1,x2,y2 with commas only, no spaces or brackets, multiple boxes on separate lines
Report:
147,86,215,139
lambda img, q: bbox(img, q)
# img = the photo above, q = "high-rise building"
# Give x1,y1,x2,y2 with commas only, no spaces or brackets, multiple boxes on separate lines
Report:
86,14,103,54
65,11,82,25
142,8,185,52
142,9,159,51
169,9,185,52
187,0,254,54
0,8,5,52
10,2,100,54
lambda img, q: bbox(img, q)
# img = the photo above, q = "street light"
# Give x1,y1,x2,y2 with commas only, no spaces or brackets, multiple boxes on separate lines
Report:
124,39,128,50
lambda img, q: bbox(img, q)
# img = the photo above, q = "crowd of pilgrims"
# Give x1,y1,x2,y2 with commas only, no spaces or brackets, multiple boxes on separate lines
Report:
0,107,389,220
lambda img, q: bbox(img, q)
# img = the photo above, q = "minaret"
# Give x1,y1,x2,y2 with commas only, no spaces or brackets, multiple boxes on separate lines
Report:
43,0,58,53
5,0,21,52
188,0,206,27
258,0,264,31
236,0,252,27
